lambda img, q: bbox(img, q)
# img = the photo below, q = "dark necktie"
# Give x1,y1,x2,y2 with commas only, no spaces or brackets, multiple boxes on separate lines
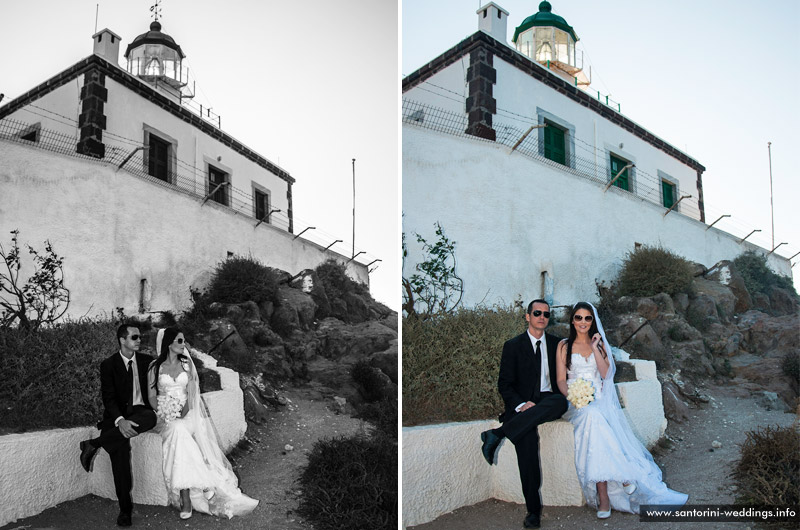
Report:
533,340,542,401
126,359,134,414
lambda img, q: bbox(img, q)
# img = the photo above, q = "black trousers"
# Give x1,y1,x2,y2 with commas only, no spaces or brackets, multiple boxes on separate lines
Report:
91,406,157,514
503,392,568,516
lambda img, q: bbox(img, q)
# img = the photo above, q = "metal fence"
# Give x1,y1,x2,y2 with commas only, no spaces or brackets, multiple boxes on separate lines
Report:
403,98,703,220
0,116,377,268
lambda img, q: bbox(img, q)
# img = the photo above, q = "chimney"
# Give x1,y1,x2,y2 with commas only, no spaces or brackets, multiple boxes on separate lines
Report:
477,2,509,44
92,28,122,64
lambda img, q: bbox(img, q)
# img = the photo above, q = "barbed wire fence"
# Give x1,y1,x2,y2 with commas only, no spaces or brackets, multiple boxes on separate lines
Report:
402,95,795,263
0,113,379,271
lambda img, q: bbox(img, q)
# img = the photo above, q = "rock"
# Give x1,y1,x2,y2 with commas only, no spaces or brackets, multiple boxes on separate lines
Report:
711,440,722,449
379,312,399,332
368,339,398,384
331,396,348,414
672,293,690,314
689,261,707,277
614,361,637,382
624,324,669,368
637,298,659,320
706,260,752,314
258,300,275,322
260,344,293,380
752,292,771,313
663,318,703,343
735,357,796,410
673,340,713,376
251,323,283,347
757,391,781,411
207,319,253,367
209,301,262,323
662,381,690,423
693,278,735,322
275,285,317,330
767,286,799,316
316,318,398,360
243,385,271,424
737,311,800,355
284,444,294,452
271,304,301,337
651,293,675,316
616,296,638,314
686,293,720,331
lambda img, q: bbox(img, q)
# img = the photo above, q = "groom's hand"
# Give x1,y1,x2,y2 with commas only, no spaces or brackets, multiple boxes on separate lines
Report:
519,401,536,412
119,419,140,438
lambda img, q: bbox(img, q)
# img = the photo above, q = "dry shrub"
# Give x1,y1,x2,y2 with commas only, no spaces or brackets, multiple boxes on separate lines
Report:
206,255,279,305
402,306,524,426
731,425,800,506
618,245,693,297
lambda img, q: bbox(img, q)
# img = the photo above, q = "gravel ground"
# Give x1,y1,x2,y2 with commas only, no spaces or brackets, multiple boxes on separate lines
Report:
0,387,369,530
408,384,797,530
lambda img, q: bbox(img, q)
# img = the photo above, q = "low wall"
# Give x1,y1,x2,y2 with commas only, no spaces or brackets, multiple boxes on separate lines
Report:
0,349,246,527
401,359,667,528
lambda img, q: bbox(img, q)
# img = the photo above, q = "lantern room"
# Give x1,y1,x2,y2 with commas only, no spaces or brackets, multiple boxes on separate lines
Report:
512,1,580,75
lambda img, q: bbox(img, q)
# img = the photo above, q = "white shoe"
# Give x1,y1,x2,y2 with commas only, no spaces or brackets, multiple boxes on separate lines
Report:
180,499,192,519
623,483,637,495
597,509,611,519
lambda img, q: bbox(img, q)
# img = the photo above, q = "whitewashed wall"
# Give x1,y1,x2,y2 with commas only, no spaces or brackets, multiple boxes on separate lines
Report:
0,349,245,527
0,140,368,319
402,125,790,308
404,50,703,219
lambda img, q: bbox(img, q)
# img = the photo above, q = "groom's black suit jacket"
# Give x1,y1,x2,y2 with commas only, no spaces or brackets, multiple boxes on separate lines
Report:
497,330,562,422
97,351,154,431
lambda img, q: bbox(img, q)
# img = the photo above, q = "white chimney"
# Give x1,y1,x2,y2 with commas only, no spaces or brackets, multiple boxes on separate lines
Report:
92,28,122,65
477,2,509,44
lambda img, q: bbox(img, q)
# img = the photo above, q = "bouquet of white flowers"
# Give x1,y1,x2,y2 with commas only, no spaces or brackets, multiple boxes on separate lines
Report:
567,377,595,409
156,394,186,423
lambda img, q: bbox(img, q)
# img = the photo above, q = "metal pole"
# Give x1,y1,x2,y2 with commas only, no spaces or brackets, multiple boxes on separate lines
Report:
352,158,356,258
768,142,774,249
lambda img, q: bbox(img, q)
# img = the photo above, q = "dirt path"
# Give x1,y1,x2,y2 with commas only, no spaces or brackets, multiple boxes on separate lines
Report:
409,384,796,530
0,387,368,530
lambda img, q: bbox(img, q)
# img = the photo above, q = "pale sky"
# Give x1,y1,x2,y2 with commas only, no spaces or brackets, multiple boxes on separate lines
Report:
403,0,800,291
0,0,399,309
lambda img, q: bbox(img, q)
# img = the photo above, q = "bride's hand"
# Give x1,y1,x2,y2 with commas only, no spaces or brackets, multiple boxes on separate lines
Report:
591,333,602,349
180,401,190,418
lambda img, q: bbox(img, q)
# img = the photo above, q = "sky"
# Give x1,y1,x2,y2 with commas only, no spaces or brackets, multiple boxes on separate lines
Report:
0,0,399,309
403,0,800,291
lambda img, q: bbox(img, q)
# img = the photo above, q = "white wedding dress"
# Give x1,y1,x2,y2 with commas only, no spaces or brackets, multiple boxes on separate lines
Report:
156,370,259,518
563,305,688,514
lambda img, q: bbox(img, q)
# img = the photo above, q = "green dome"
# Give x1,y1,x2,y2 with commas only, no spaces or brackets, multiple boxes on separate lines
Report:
512,1,578,44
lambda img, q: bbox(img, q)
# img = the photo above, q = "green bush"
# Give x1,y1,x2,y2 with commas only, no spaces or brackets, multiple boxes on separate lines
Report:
617,245,694,297
734,251,799,299
402,306,524,426
352,360,389,403
316,259,369,300
315,259,372,323
206,255,279,305
732,425,799,507
298,434,397,530
354,397,397,437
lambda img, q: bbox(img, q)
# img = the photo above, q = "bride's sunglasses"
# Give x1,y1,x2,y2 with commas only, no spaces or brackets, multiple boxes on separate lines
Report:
173,338,184,344
573,315,593,322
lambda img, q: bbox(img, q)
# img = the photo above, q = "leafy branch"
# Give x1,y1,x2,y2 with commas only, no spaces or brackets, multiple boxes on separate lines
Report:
0,230,70,330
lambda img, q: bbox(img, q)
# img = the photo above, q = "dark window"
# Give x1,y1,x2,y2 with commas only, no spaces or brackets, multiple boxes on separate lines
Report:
254,189,270,221
609,154,630,191
148,134,171,182
208,165,229,206
483,9,487,18
543,120,566,165
662,180,676,208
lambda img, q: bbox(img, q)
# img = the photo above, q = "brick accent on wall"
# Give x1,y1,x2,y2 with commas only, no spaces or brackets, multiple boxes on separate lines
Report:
286,183,294,234
696,169,705,222
76,69,107,158
465,46,497,141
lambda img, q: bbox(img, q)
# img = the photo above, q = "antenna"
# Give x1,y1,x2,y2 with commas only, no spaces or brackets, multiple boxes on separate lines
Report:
150,0,162,21
94,4,99,34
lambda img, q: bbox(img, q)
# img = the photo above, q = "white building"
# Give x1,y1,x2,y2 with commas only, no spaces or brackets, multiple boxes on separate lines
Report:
402,1,791,308
0,18,369,319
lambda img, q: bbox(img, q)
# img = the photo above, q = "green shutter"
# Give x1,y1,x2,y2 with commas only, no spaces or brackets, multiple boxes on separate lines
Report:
609,154,629,191
662,180,675,208
544,122,566,165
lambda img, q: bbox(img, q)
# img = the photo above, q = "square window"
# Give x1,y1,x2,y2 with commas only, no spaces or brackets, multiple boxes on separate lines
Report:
609,153,630,191
208,165,229,206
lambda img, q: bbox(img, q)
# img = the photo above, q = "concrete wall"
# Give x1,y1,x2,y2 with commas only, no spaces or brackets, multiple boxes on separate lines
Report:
402,125,791,309
0,348,244,527
0,140,368,319
401,359,667,528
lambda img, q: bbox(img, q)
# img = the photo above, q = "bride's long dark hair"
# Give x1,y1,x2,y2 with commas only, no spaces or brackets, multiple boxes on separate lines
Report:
565,302,602,371
149,326,189,389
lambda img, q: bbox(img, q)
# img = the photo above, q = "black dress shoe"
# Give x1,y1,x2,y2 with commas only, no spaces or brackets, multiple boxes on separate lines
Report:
117,512,132,526
523,512,541,528
480,430,501,465
79,440,98,472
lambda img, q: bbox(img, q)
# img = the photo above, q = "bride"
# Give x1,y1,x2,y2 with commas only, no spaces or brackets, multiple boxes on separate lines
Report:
147,327,258,519
556,302,687,518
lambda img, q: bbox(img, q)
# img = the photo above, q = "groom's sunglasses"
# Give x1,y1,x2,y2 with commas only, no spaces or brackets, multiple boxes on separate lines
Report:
530,310,550,318
129,335,140,341
573,315,594,322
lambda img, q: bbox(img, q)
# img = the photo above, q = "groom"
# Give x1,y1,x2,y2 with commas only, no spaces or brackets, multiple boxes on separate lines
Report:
78,323,157,527
480,299,568,529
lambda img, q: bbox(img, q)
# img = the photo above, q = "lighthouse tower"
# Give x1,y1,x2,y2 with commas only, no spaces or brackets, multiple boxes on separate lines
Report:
124,20,188,102
512,1,588,86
